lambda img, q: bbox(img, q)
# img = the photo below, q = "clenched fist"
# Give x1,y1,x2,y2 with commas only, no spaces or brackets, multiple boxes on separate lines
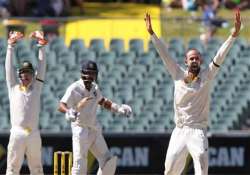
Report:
65,108,80,122
118,104,133,117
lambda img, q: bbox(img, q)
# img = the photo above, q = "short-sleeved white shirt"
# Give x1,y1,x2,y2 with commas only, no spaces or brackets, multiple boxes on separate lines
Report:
61,79,103,129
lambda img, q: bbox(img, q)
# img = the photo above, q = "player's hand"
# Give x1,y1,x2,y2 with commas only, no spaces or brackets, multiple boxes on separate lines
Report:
29,31,48,45
65,108,79,122
231,9,241,37
8,31,24,45
144,12,154,35
118,104,132,117
76,96,93,112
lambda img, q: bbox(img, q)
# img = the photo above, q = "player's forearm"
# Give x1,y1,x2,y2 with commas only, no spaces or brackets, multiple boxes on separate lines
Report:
36,46,46,81
99,98,120,113
5,44,16,87
151,33,179,78
58,102,69,113
99,98,132,116
213,35,236,66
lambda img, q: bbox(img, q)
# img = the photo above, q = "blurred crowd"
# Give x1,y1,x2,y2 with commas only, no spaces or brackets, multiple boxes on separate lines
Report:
0,0,247,46
1,0,249,18
162,0,250,11
162,0,248,44
0,0,84,17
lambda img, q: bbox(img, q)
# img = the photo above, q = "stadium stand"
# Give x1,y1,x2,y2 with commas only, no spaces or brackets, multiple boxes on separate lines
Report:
110,38,125,56
0,35,249,133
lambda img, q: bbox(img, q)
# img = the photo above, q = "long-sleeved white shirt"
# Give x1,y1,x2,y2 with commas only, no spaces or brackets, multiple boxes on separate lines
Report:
60,80,103,129
5,44,46,133
151,34,235,128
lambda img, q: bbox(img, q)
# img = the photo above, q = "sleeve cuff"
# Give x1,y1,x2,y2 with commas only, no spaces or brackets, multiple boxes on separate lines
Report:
150,33,157,41
228,35,237,41
212,60,220,68
37,44,45,48
7,44,14,49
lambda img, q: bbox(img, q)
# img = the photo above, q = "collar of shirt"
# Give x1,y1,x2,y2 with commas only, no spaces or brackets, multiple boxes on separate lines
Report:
19,83,33,92
184,70,201,84
79,79,97,95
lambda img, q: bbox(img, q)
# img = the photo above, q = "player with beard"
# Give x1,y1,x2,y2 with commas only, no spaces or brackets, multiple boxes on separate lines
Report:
144,10,241,175
58,60,132,175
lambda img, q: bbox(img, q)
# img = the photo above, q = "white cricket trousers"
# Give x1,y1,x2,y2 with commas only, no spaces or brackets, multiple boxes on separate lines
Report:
164,126,208,175
71,124,111,175
6,128,44,175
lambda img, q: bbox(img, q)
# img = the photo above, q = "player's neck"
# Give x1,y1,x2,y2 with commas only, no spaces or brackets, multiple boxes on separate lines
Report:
189,72,198,78
184,72,199,84
19,83,31,91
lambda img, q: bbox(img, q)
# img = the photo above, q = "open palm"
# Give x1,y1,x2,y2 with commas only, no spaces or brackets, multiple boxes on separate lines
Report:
232,9,241,37
144,12,154,35
8,31,24,45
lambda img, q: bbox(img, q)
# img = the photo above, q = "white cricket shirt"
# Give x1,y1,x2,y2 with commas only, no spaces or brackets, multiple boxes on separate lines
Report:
151,34,235,128
60,80,103,129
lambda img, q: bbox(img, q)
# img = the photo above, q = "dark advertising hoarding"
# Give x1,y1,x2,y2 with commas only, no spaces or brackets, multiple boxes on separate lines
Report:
0,132,249,174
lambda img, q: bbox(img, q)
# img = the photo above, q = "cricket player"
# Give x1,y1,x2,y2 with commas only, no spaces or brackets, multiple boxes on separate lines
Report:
144,10,241,175
58,60,132,175
5,31,48,175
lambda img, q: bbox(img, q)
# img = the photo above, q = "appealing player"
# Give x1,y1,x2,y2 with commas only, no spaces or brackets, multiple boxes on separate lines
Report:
145,10,241,175
58,60,132,175
5,31,48,175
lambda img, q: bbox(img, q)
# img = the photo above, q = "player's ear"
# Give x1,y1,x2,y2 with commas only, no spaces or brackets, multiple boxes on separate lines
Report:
184,50,189,66
184,57,188,66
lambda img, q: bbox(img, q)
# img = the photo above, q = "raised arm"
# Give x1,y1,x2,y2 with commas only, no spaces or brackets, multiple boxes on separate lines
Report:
29,31,48,84
208,9,241,79
5,31,24,88
144,13,181,80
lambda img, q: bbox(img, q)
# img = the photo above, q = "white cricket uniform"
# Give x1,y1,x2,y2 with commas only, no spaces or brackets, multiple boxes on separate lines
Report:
5,45,46,175
151,33,235,175
61,80,111,175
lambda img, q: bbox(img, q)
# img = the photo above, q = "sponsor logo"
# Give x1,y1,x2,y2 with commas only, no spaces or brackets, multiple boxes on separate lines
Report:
209,146,245,167
110,146,149,167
